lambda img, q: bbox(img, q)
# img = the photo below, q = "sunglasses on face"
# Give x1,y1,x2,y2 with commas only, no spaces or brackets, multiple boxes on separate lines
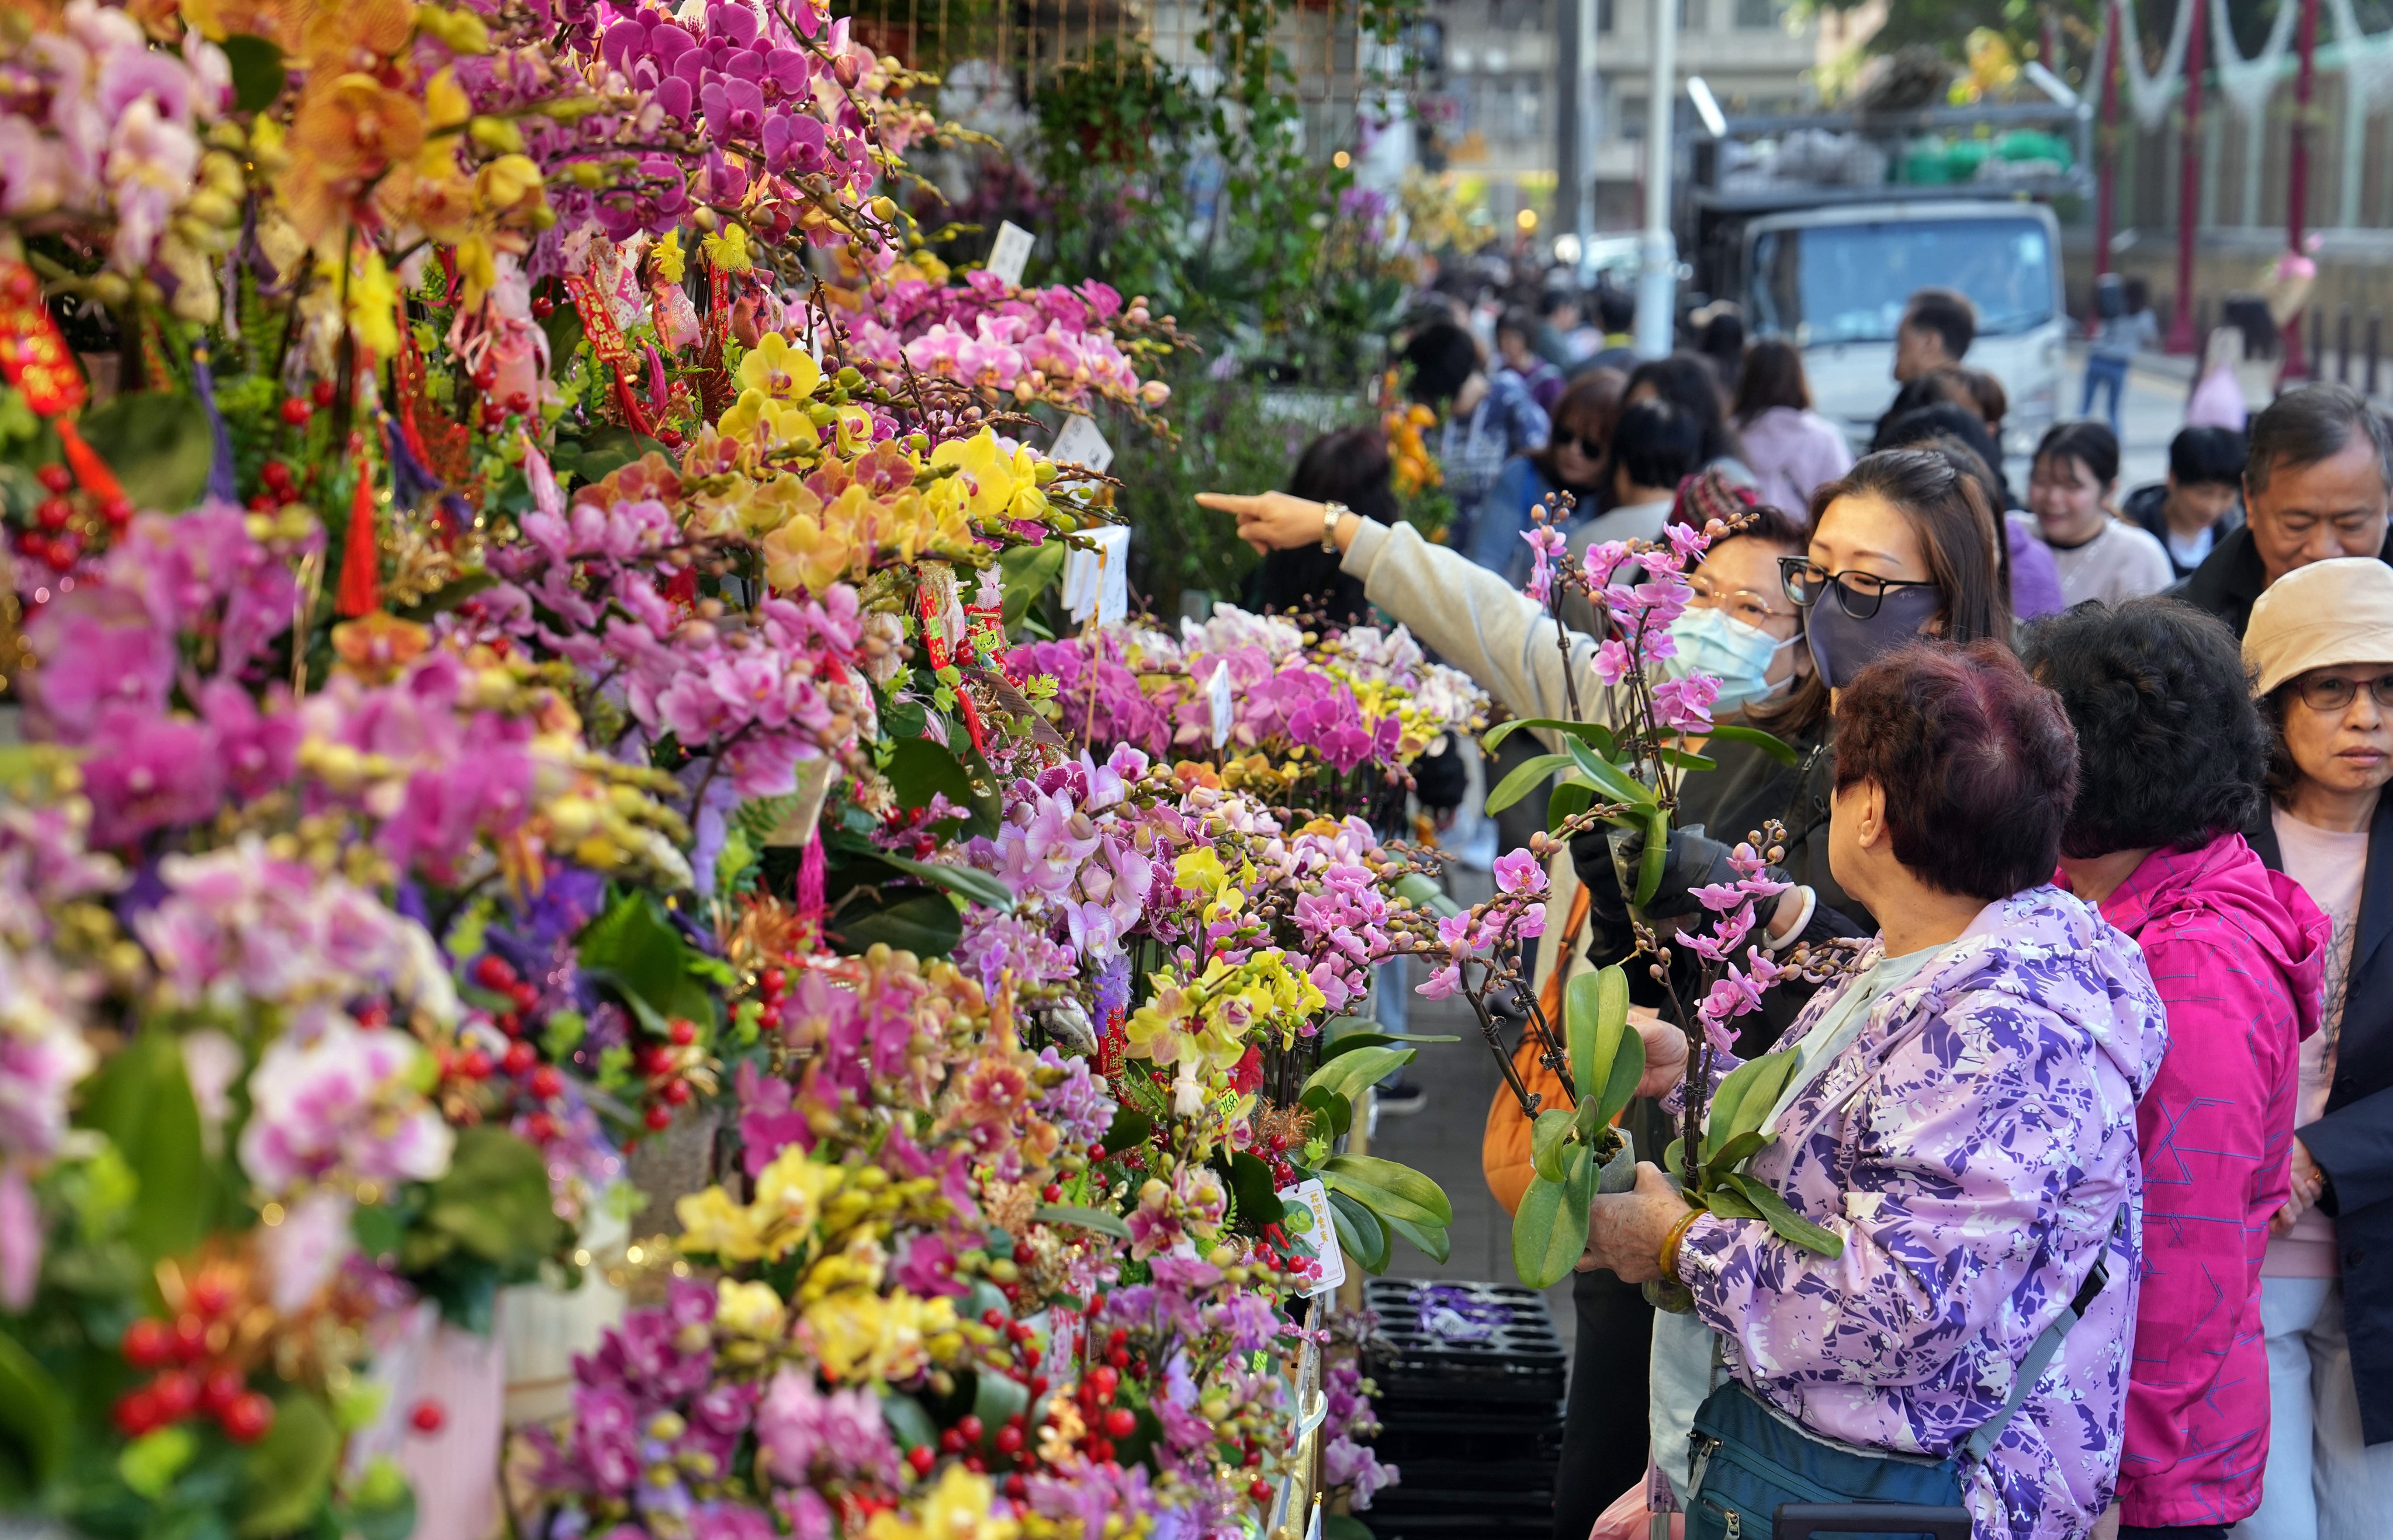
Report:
1552,430,1604,457
2294,672,2393,713
1777,557,1940,620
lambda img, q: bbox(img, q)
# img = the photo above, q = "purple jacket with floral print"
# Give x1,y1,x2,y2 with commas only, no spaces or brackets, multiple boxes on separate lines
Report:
1676,886,2166,1540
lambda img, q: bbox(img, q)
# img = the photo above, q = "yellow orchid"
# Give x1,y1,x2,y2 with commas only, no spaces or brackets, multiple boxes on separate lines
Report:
715,1278,787,1339
674,1185,773,1262
761,504,859,596
738,331,824,404
755,1144,846,1236
865,1465,1020,1540
926,430,1048,525
801,1288,960,1383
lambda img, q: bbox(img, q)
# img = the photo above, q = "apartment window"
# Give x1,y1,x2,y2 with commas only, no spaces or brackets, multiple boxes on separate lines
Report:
1620,96,1646,138
1735,0,1779,27
1679,0,1708,30
1598,0,1613,33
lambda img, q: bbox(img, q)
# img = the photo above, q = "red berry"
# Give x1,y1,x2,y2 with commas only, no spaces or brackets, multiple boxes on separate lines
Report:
524,1112,556,1142
529,1066,564,1099
200,1366,245,1414
957,1414,984,1444
247,492,278,512
759,967,785,994
498,1012,523,1038
261,460,292,490
172,1313,209,1361
1041,1184,1062,1202
189,1273,234,1317
1102,1407,1137,1440
36,464,72,494
1021,1346,1041,1371
662,1077,691,1105
1004,1474,1027,1500
311,379,337,408
981,1309,1006,1329
994,1424,1024,1454
1088,1437,1114,1462
112,1387,161,1437
472,955,517,990
1106,1347,1130,1370
122,1318,175,1369
907,1444,936,1476
279,397,313,426
1248,1479,1272,1501
938,1428,965,1454
1028,1375,1048,1395
502,1042,537,1077
34,496,70,529
509,981,540,1012
99,495,131,527
152,1370,200,1420
457,1049,493,1080
1006,1321,1032,1343
532,296,556,318
644,1104,673,1130
1090,1365,1118,1395
963,1455,986,1473
220,1392,275,1443
667,1017,697,1045
410,1397,446,1434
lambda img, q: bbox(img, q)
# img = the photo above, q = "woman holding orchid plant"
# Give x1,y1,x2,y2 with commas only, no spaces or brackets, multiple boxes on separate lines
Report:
1582,642,2164,1540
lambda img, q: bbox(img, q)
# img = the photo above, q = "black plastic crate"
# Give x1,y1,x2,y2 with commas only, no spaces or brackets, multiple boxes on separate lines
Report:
1363,1280,1569,1406
1373,1407,1566,1468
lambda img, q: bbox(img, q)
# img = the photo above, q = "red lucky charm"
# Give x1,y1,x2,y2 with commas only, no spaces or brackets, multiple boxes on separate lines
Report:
0,259,127,511
564,268,656,439
335,432,381,619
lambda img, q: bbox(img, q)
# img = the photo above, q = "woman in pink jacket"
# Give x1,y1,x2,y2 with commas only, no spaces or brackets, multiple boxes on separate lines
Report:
2025,598,2329,1540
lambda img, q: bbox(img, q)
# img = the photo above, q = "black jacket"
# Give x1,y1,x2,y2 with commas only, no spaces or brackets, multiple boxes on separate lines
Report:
2248,798,2393,1444
2172,525,2393,638
2122,481,2243,581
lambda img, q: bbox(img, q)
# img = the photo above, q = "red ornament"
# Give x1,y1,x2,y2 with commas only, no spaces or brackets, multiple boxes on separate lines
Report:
906,1444,936,1476
1101,1407,1137,1440
644,1104,674,1131
120,1317,175,1369
410,1397,446,1434
310,379,337,408
220,1392,275,1443
280,397,313,426
529,1066,565,1099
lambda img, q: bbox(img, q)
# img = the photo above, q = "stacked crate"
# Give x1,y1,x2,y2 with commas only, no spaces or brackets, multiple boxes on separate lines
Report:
1357,1279,1567,1538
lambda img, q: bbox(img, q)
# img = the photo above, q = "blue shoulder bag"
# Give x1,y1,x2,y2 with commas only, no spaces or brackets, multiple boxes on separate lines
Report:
1681,1229,2114,1540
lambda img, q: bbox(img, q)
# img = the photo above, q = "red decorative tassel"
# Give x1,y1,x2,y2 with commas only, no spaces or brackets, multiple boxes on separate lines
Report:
335,435,380,618
796,834,826,918
51,418,124,508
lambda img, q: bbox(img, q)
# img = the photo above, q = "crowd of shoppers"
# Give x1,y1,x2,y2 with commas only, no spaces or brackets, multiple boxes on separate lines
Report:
1206,264,2393,1540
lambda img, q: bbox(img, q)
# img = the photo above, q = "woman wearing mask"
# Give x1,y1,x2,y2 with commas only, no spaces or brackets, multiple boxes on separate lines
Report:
2027,421,2174,608
2236,558,2393,1540
2023,600,2325,1540
1467,369,1627,583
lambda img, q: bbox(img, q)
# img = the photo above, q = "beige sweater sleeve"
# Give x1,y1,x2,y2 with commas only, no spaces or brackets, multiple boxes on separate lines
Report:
1341,518,1616,734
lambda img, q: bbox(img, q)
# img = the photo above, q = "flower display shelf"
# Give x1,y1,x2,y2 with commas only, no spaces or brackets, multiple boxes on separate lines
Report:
1357,1280,1568,1404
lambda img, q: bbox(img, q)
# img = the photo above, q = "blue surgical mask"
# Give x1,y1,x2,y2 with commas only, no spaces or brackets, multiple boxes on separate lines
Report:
1662,606,1798,712
1803,584,1943,689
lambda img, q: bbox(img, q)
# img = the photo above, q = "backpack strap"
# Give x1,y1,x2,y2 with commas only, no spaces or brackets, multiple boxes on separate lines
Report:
1959,1206,2125,1466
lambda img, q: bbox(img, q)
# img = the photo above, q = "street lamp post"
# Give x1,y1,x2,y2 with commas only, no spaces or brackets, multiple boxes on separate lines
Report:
2285,0,2322,376
2167,0,2207,355
1633,0,1677,358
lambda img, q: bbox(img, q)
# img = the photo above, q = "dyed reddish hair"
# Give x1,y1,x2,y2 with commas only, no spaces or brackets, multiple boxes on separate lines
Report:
1833,641,2080,901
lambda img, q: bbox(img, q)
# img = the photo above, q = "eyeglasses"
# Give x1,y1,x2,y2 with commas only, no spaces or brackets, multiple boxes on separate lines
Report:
1689,577,1796,630
2293,671,2393,713
1777,557,1941,620
1552,431,1603,457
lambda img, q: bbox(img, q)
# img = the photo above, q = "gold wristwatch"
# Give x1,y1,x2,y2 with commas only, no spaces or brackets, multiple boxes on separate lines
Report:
1319,501,1349,553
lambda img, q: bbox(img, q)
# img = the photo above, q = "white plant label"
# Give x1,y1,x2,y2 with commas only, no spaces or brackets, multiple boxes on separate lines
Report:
1207,661,1234,750
985,221,1036,287
1276,1178,1346,1296
1049,412,1114,474
1062,524,1130,626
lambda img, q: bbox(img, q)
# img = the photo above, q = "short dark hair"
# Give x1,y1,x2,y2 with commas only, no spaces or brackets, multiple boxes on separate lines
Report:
2246,382,2393,496
2019,599,2267,859
2034,419,2121,488
2170,425,2248,488
1833,640,2079,900
1625,353,1742,467
1497,307,1539,346
1256,426,1400,624
1401,321,1481,407
1595,284,1636,333
1732,337,1811,418
1872,403,2013,510
1611,398,1704,491
1538,288,1578,319
1902,288,1976,360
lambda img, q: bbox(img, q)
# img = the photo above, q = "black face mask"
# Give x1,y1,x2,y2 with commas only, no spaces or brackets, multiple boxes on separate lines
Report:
1803,584,1943,689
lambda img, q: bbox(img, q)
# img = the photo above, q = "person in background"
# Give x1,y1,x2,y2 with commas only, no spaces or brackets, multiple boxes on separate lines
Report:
1470,369,1626,582
1582,397,1701,547
1579,282,1639,375
1878,363,2010,467
2030,420,2174,607
2083,273,2161,435
1892,286,1975,384
2024,600,2325,1540
1581,639,2159,1540
1398,319,1550,562
1623,353,1750,483
2176,383,2393,637
2235,557,2393,1540
2125,425,2249,580
1535,288,1586,367
1874,402,2068,622
1732,337,1853,518
1245,425,1400,625
1496,306,1566,414
1692,300,1746,398
1958,363,2011,449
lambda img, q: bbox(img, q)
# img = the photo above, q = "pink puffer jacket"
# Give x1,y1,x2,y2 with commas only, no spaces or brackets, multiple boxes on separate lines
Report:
2094,833,2326,1529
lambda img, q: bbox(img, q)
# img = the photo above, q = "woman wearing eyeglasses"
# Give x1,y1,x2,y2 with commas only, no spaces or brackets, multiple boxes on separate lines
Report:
2236,558,2393,1540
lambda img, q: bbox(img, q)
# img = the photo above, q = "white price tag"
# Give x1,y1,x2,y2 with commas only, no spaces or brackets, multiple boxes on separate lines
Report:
1275,1178,1346,1297
985,220,1036,287
1049,412,1114,476
1061,524,1131,626
1207,661,1234,750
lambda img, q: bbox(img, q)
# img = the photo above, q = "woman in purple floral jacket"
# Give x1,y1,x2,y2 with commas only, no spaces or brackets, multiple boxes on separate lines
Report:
1588,641,2169,1540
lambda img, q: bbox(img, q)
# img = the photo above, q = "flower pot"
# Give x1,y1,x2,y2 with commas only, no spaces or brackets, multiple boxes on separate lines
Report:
1597,1128,1639,1195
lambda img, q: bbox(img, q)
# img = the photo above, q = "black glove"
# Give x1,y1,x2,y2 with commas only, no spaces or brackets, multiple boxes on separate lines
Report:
1604,824,1790,924
1563,826,1641,969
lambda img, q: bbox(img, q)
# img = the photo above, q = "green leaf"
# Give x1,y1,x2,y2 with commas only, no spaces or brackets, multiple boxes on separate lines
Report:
79,391,215,514
1388,870,1463,918
1215,1150,1286,1226
884,737,977,811
1384,1212,1452,1264
1325,1515,1379,1540
577,891,715,1028
830,889,962,957
1704,1185,1765,1221
1100,1107,1152,1154
1319,1154,1452,1227
562,425,669,486
1702,1129,1771,1180
880,1391,939,1451
1000,541,1069,633
1702,1052,1800,1163
1511,1145,1594,1288
1530,1109,1575,1184
117,1424,198,1500
0,1329,66,1497
75,1026,217,1262
237,1392,340,1536
1566,964,1630,1105
1482,717,1616,756
1723,1173,1844,1257
1562,734,1661,810
1326,1189,1390,1274
1318,1030,1459,1060
1483,752,1575,815
1032,1203,1131,1241
1298,1085,1352,1139
1705,723,1802,766
1302,1045,1414,1105
1547,778,1596,834
868,848,1015,914
1631,807,1671,907
392,572,500,622
221,33,287,113
1664,1136,1688,1181
971,1366,1031,1434
1654,747,1718,773
419,1127,566,1275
